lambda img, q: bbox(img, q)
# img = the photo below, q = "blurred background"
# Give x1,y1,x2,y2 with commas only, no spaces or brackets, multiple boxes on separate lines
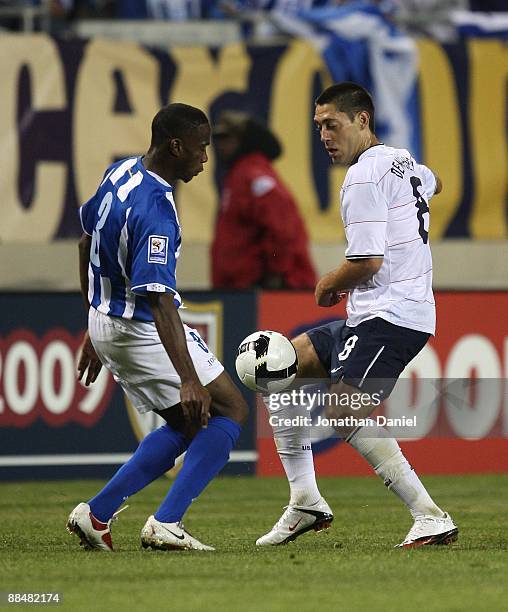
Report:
0,0,507,481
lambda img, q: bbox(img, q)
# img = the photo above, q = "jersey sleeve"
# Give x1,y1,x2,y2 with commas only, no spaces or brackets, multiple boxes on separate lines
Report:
129,201,180,302
79,195,97,236
343,181,387,259
416,163,437,201
78,162,119,236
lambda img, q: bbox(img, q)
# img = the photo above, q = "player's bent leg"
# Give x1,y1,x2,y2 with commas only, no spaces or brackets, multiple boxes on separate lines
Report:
206,370,249,425
264,398,322,507
155,403,196,440
257,332,333,546
324,380,458,547
155,370,249,440
87,424,187,517
292,332,328,381
144,371,246,551
67,422,188,551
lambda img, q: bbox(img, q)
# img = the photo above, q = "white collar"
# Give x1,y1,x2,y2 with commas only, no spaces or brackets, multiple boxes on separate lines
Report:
147,169,172,188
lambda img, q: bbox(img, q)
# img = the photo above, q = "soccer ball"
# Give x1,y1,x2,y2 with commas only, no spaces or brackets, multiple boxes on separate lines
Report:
235,330,298,393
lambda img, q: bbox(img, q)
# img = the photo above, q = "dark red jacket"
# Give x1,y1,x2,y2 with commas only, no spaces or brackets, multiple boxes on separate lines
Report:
211,152,316,289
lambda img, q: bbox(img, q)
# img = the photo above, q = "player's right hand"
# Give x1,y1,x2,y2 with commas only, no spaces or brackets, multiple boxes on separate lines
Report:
316,289,347,307
180,380,212,428
77,331,103,385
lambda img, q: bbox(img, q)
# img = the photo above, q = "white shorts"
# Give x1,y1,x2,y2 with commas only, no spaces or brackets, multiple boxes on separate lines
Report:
89,308,224,414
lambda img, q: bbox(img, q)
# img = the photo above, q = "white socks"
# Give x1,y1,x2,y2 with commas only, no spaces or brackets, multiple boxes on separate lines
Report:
263,395,321,507
265,394,443,519
347,425,444,519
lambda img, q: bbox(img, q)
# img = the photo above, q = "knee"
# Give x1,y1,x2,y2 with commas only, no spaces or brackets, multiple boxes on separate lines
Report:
208,372,250,425
213,395,249,425
291,333,325,379
232,397,249,425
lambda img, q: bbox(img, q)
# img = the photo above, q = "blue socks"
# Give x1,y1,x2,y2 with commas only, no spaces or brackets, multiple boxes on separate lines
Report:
88,416,241,525
155,416,241,523
89,424,187,522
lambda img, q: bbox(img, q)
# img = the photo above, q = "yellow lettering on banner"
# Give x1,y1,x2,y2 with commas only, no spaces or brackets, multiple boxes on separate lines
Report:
0,35,66,243
170,45,250,242
469,40,507,239
270,40,345,243
74,40,159,205
416,39,462,240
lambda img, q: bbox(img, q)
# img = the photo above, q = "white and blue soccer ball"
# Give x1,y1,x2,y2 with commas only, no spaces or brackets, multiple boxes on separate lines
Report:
235,330,298,393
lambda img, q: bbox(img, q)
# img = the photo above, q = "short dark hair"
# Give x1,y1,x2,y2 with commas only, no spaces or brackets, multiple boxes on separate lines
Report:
150,103,209,147
316,82,375,132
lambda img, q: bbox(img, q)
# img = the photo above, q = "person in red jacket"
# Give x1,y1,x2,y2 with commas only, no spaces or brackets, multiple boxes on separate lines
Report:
211,111,316,289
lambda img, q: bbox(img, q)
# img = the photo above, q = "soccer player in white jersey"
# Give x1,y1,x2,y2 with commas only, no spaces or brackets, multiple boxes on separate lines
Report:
257,82,458,548
67,103,248,552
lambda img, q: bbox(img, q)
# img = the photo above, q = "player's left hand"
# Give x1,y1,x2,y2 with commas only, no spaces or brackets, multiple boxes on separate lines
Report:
77,331,103,386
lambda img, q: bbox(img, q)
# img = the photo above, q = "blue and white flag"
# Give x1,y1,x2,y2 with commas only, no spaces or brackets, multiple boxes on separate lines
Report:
451,10,508,39
271,3,421,158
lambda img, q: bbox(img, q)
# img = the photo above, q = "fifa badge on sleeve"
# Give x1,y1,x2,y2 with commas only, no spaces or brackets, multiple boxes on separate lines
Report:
148,235,169,264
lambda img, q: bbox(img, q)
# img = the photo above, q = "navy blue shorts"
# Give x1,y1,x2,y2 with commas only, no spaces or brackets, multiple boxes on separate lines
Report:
307,317,429,398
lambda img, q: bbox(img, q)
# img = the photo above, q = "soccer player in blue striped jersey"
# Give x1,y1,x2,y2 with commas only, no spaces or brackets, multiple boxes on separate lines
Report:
67,103,248,552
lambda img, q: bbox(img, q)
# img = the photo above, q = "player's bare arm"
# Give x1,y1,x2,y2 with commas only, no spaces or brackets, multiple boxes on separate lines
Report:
77,232,102,386
315,257,383,307
78,233,92,311
433,171,443,195
148,292,211,427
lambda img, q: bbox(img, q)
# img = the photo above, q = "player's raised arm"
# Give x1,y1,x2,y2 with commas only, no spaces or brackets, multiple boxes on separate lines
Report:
148,292,211,428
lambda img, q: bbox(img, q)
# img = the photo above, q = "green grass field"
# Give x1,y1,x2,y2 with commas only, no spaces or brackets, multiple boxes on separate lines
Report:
1,475,507,611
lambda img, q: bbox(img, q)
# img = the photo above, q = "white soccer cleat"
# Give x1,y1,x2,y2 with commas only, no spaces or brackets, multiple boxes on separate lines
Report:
396,512,458,548
66,502,127,551
140,516,215,551
256,497,334,546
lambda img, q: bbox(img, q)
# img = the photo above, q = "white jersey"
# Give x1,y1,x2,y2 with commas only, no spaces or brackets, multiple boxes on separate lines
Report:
340,144,437,334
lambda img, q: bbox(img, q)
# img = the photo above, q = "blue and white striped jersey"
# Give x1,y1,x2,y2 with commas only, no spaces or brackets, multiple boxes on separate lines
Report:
79,157,182,323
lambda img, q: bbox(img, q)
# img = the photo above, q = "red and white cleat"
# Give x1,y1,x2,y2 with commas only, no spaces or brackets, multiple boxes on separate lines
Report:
66,502,127,551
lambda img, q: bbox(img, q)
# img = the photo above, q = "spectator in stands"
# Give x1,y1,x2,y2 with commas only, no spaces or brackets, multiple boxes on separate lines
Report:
210,0,330,20
118,0,216,20
49,0,114,19
470,0,507,9
211,111,317,290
